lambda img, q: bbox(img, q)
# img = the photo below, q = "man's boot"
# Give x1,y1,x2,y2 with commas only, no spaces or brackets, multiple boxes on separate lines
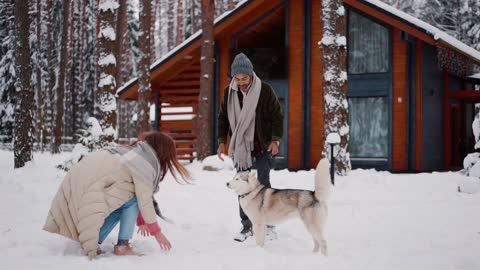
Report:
265,225,278,241
233,226,253,242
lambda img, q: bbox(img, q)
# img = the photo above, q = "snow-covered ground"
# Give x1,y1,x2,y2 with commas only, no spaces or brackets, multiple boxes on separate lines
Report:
1,150,480,270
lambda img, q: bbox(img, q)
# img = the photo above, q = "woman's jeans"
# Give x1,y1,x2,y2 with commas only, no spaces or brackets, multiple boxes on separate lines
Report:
98,196,139,244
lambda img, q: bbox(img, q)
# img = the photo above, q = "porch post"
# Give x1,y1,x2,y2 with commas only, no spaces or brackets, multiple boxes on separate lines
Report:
154,91,160,131
443,69,451,169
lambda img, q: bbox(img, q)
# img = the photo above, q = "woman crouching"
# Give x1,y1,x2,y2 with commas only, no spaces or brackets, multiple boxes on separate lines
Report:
43,131,191,259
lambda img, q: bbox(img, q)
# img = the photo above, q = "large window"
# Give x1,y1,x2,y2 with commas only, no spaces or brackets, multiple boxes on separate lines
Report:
348,11,389,74
348,97,388,158
347,10,391,166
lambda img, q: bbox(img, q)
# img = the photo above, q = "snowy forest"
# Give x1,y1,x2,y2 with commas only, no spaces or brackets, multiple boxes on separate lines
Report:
0,0,236,167
1,0,480,168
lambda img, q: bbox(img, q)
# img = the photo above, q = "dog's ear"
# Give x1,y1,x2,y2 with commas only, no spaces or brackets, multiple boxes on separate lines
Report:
248,170,256,179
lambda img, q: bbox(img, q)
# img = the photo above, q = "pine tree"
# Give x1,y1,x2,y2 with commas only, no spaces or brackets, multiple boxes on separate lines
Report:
66,0,82,140
34,0,47,151
127,0,140,75
190,0,201,35
421,0,463,38
167,0,175,50
197,0,214,160
153,0,163,58
96,0,119,142
14,0,35,168
379,0,423,16
176,0,184,45
83,0,97,123
124,0,141,139
44,0,59,152
320,0,350,175
0,0,16,143
461,0,480,51
52,0,70,153
115,0,128,140
137,0,152,134
227,0,236,10
74,0,86,136
29,0,39,147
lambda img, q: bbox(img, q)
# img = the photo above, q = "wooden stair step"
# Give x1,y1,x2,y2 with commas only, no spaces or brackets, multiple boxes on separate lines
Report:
176,148,196,155
161,104,198,108
175,141,196,148
177,156,196,161
161,111,196,116
166,133,197,139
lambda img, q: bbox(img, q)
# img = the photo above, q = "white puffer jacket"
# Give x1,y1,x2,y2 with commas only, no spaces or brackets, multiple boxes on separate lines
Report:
43,151,157,258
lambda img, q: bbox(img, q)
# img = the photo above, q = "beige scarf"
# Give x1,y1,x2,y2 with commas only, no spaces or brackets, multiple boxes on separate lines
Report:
227,73,262,170
106,141,162,193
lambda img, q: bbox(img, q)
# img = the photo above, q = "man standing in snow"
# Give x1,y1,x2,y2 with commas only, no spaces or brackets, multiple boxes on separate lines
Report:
217,53,284,242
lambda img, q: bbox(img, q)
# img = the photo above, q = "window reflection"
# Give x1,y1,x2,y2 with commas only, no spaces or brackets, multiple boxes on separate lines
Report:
348,11,389,74
348,97,388,158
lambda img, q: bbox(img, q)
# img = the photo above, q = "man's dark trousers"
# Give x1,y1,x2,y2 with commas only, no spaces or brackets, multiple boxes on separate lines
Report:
239,152,273,228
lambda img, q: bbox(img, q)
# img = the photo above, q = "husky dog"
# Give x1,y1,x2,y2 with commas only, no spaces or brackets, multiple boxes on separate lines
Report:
226,158,331,254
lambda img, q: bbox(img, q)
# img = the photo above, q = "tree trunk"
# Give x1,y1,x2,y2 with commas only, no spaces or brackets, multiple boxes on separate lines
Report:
96,0,119,143
35,0,45,151
115,0,127,140
137,0,152,134
76,0,86,134
227,0,235,10
14,0,34,168
115,0,126,87
175,0,184,45
191,0,201,34
64,0,75,141
52,0,70,153
197,0,214,160
83,0,97,122
0,0,16,143
45,0,54,151
320,0,350,175
167,0,175,50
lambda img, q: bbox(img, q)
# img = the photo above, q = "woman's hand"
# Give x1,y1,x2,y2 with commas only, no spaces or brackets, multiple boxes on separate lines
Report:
217,143,225,161
137,225,150,237
154,231,172,251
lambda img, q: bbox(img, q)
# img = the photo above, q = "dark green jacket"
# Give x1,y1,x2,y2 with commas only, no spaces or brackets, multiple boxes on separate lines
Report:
217,81,284,151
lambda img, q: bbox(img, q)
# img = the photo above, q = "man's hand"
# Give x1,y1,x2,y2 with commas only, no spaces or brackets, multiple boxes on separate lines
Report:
217,143,226,161
267,141,279,156
137,225,150,237
154,231,172,251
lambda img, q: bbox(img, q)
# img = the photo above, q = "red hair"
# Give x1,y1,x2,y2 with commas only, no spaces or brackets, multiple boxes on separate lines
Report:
137,131,192,184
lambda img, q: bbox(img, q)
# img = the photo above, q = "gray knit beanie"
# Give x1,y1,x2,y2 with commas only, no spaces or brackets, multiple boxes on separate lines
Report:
231,53,254,77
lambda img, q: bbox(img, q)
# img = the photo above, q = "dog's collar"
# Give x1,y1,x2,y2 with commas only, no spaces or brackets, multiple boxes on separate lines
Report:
239,186,267,198
239,192,251,198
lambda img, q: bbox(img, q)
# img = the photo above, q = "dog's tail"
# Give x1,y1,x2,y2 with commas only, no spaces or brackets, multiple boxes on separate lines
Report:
314,158,331,201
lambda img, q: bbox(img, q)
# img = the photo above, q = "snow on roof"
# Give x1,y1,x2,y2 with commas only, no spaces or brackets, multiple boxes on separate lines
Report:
116,0,250,97
470,73,480,80
362,0,480,64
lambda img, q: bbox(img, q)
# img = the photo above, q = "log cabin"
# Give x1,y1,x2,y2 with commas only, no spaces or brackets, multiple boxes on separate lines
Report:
117,0,480,172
